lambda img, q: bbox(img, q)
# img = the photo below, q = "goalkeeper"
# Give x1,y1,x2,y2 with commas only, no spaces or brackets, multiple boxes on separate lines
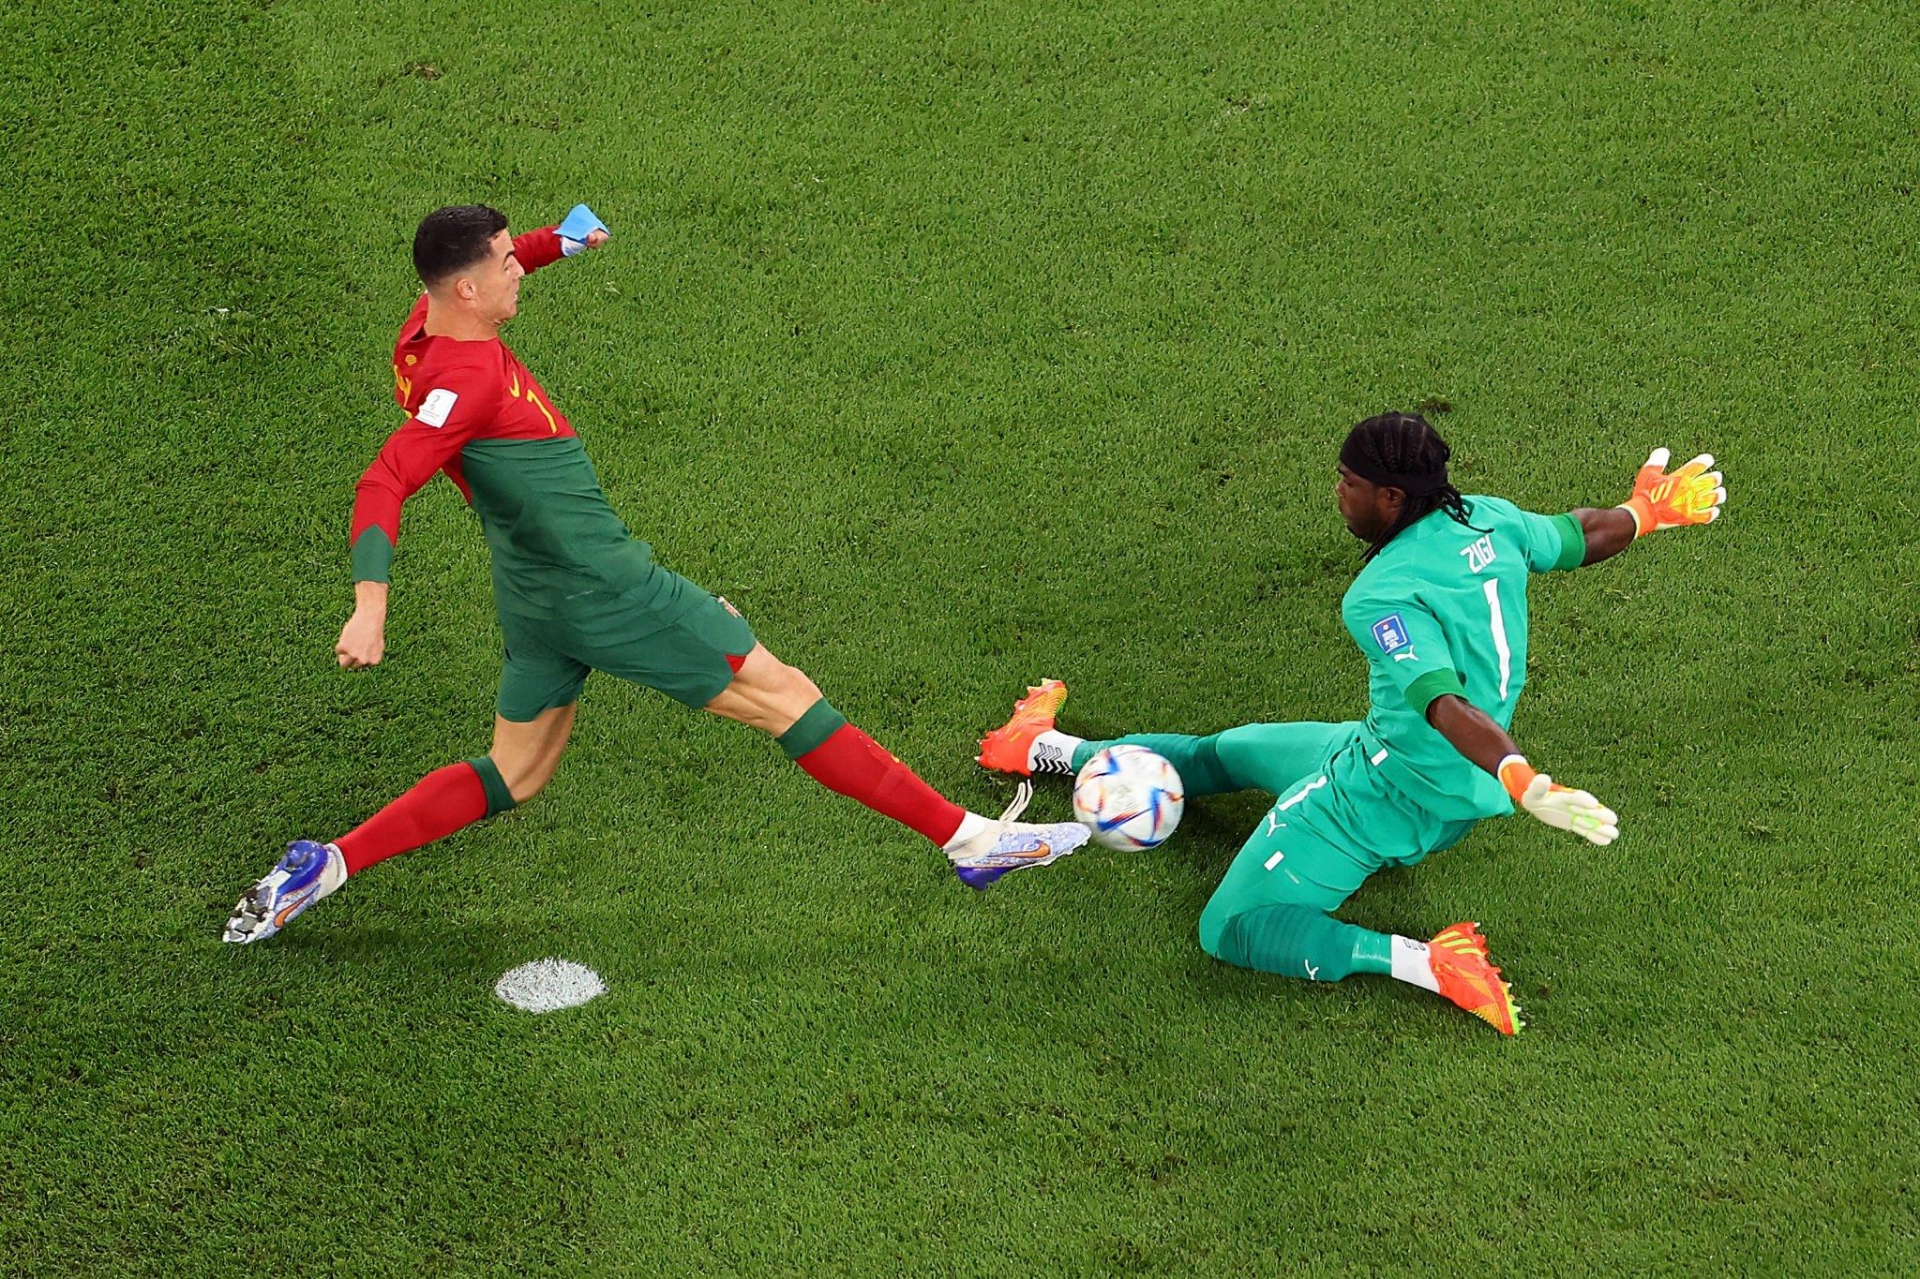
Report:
977,412,1725,1034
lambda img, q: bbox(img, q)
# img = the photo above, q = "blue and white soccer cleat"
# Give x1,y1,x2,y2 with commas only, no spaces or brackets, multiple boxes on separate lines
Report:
950,821,1092,890
222,839,343,944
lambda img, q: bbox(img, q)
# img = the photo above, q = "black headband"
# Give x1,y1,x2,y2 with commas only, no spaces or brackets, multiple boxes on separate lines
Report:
1339,435,1451,497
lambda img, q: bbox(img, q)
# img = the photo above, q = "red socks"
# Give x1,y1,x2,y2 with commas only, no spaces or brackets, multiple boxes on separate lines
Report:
793,723,966,846
335,758,514,876
335,705,964,877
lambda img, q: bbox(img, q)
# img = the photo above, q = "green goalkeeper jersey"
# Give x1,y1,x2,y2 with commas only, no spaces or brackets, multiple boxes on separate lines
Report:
1339,496,1585,822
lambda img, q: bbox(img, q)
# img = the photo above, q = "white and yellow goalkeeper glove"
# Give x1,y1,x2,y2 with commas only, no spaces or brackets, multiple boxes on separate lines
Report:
1619,447,1726,537
1498,756,1619,846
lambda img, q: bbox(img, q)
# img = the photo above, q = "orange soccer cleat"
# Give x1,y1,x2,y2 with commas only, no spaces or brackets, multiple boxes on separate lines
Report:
976,680,1070,776
1428,921,1524,1036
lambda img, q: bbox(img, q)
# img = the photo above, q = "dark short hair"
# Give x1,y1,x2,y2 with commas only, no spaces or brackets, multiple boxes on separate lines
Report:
413,205,508,287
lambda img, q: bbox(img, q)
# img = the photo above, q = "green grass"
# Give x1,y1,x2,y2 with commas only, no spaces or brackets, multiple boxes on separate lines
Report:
4,0,1919,1272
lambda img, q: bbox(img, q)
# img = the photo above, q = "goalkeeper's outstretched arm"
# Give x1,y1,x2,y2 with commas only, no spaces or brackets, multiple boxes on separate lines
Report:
1426,694,1619,846
1566,447,1728,568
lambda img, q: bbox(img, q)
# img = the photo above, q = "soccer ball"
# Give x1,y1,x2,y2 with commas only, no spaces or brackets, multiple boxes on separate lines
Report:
1072,745,1185,851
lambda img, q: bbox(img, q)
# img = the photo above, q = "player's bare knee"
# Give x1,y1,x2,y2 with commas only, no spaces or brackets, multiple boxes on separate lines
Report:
711,650,821,734
757,662,823,734
776,660,823,706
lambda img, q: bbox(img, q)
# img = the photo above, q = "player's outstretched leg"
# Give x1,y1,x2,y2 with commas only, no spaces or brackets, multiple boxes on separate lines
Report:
978,679,1246,787
223,707,572,943
774,689,1091,890
977,681,1345,798
708,649,1089,889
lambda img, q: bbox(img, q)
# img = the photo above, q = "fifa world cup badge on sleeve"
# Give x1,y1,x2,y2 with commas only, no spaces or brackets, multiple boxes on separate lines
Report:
416,388,458,428
1372,614,1410,654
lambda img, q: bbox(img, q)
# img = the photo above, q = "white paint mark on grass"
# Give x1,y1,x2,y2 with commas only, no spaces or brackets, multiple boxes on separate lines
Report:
495,959,606,1013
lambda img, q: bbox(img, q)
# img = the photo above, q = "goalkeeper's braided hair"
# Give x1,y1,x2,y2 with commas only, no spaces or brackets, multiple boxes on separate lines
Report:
1342,411,1484,559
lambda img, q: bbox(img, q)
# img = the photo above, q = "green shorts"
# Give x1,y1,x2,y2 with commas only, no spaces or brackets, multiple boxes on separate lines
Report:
1197,729,1476,951
495,566,758,722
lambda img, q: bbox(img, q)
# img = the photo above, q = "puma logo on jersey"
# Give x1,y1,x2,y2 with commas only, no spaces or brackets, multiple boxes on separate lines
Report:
416,387,459,428
1460,534,1498,573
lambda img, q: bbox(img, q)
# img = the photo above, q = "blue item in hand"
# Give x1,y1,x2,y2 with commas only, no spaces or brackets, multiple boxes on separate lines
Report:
557,204,609,241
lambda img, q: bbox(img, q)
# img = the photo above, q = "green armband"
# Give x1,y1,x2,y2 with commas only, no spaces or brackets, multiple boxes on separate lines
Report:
1404,668,1468,717
351,527,395,583
1548,512,1586,571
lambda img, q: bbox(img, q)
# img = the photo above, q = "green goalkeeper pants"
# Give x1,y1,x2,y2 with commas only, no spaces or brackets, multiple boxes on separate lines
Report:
1076,722,1475,966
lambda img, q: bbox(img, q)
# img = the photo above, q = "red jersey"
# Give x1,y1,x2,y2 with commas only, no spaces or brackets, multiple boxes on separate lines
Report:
348,228,654,614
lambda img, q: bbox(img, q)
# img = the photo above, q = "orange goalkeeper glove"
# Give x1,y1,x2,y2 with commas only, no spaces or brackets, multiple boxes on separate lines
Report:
1619,447,1726,537
1498,756,1619,846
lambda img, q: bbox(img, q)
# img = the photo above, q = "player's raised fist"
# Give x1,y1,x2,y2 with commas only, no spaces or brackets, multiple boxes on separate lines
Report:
1619,446,1726,537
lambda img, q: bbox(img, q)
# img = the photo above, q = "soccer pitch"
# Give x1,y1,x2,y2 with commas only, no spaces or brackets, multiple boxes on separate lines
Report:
4,0,1917,1271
